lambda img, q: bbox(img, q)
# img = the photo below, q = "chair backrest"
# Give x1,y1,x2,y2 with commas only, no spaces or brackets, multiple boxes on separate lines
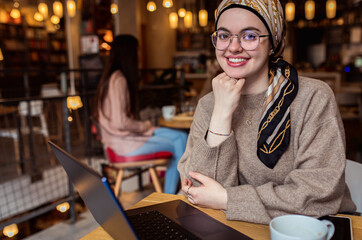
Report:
345,159,362,213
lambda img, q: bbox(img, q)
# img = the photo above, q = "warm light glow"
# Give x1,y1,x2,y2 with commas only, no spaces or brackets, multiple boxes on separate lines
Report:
10,8,20,19
50,15,60,24
305,0,315,20
67,96,83,110
67,0,76,18
101,42,111,50
56,202,70,213
326,0,337,19
34,11,44,22
169,12,178,29
198,9,208,27
163,0,173,8
110,3,118,14
3,224,19,238
147,1,157,12
68,116,73,122
0,48,3,61
0,9,7,23
178,8,186,18
184,11,193,28
103,30,113,42
285,2,295,22
53,1,63,18
38,3,48,18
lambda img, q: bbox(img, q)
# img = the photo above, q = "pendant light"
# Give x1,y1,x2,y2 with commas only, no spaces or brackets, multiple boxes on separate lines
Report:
178,8,186,18
198,0,207,27
198,10,208,27
147,1,157,12
10,1,21,19
305,0,315,20
53,1,63,18
169,12,178,29
51,15,60,24
285,1,295,22
34,11,44,21
163,0,173,8
56,202,70,213
184,11,192,28
326,0,337,19
67,0,76,18
110,3,118,14
38,2,48,19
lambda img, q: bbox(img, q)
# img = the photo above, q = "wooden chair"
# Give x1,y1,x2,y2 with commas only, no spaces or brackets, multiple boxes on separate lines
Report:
90,116,172,198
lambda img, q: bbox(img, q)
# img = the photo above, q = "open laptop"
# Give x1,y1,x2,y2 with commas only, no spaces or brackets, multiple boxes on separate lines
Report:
48,141,252,240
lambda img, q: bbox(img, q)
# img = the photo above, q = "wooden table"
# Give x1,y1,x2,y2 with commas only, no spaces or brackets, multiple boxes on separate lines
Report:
158,113,193,129
81,192,362,239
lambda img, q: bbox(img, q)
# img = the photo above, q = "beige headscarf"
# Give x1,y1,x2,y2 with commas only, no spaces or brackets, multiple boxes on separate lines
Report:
214,0,298,169
215,0,286,57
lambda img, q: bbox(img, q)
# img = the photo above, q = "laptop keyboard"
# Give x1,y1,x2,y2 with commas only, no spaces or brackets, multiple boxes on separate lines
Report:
128,210,200,240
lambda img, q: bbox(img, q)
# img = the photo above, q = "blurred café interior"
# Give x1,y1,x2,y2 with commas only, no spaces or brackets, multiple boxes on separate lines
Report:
0,0,361,239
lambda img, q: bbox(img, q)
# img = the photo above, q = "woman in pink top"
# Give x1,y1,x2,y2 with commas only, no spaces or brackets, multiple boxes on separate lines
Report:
96,35,188,194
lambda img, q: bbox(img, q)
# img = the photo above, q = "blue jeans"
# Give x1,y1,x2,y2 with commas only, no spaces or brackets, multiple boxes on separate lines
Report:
126,127,188,194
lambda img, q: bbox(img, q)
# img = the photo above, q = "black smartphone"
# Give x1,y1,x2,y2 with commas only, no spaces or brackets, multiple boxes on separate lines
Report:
319,215,353,240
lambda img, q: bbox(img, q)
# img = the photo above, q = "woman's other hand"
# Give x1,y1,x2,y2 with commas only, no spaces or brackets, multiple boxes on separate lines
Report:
181,171,227,210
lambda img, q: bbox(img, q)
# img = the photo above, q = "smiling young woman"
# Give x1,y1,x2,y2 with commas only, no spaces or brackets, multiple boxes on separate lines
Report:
177,0,356,224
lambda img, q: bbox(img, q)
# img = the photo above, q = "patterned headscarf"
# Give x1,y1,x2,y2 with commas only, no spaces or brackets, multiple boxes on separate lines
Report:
215,0,299,169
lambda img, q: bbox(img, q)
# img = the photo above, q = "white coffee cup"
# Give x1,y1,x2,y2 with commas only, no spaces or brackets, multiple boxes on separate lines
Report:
270,215,335,240
162,105,176,120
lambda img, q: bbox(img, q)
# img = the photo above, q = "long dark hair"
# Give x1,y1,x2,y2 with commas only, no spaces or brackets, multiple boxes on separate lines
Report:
95,34,139,118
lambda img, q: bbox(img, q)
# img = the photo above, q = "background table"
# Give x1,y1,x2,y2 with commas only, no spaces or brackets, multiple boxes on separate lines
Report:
158,113,193,129
81,192,362,240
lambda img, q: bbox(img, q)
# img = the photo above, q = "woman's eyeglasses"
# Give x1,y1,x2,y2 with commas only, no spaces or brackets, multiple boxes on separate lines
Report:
211,30,269,51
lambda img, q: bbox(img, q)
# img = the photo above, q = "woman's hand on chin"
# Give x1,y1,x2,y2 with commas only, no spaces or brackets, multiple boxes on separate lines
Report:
212,72,245,118
181,171,228,210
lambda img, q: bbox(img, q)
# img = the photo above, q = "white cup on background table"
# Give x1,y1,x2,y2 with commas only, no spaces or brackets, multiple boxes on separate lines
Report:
162,105,176,120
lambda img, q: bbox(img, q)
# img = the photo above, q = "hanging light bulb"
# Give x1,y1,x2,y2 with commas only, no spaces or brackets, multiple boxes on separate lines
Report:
285,2,295,22
34,11,44,21
198,9,208,27
178,8,186,18
3,224,19,238
326,0,337,19
38,2,48,19
184,11,192,28
50,15,60,24
147,1,157,12
305,0,315,20
67,0,76,18
169,12,178,29
163,0,173,8
53,1,63,18
110,3,118,14
10,1,21,20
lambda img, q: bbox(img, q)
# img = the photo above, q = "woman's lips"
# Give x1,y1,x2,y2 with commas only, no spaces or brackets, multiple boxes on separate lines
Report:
226,57,249,67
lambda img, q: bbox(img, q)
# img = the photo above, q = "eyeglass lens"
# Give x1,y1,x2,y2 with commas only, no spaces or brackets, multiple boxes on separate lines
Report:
212,31,261,51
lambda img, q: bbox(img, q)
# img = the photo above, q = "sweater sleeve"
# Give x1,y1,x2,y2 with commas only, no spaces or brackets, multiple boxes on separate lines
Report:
106,72,151,134
177,94,240,187
225,82,353,224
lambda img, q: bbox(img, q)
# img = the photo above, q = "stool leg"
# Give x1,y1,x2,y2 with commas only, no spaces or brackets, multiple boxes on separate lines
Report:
149,167,162,193
114,169,124,198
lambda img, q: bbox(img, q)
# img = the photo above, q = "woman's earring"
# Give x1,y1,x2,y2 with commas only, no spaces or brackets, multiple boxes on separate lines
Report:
270,49,274,55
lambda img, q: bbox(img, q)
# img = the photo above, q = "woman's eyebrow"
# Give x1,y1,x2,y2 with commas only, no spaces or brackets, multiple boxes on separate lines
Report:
217,26,262,33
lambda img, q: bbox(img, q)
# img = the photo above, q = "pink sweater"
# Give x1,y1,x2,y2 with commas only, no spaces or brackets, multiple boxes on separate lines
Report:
98,71,154,155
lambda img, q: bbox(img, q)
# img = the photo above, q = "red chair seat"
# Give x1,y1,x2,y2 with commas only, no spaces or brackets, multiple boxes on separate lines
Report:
106,147,173,163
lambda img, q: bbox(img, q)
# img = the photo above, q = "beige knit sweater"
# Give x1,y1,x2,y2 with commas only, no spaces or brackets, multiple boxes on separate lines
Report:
177,76,356,224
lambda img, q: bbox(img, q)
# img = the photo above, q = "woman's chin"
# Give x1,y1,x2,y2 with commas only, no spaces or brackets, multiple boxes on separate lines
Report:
224,72,246,80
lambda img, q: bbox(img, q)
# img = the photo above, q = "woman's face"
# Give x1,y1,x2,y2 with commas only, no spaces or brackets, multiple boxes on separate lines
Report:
215,8,272,81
